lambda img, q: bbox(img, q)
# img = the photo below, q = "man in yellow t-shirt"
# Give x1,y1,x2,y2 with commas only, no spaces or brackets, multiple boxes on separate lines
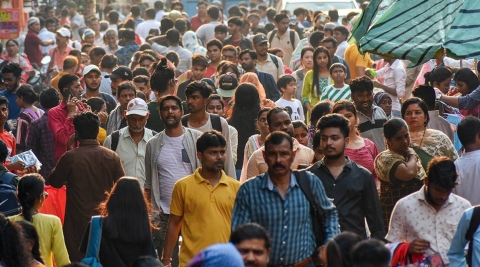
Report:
161,130,241,267
344,43,374,79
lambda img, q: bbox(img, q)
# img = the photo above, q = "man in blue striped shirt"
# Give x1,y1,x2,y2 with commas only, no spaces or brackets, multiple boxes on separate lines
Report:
232,131,340,267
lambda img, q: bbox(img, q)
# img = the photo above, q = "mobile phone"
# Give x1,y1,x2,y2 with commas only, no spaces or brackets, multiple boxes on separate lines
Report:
68,88,75,99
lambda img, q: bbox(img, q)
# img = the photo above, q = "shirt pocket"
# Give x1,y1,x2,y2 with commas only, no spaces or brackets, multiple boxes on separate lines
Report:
181,149,191,164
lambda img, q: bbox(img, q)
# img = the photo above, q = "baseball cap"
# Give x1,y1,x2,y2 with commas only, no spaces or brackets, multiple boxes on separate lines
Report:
82,65,101,76
56,28,71,38
27,17,40,26
126,98,149,116
252,33,268,45
105,66,133,80
82,28,95,39
324,22,336,31
216,73,238,98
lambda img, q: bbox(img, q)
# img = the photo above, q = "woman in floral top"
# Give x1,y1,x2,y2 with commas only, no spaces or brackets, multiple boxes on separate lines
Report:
2,39,34,83
375,118,425,231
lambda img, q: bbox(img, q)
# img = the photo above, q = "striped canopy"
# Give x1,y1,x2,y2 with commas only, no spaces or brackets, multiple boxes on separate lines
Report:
350,0,480,66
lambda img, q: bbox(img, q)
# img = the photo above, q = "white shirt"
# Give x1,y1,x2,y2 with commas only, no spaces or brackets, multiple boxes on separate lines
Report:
454,150,480,205
155,10,165,22
376,59,406,112
335,40,349,58
386,186,471,264
151,43,193,72
94,33,104,47
136,19,161,40
99,71,113,95
275,98,305,121
156,134,193,214
70,12,86,42
38,28,56,55
103,127,155,188
195,21,221,45
103,45,121,55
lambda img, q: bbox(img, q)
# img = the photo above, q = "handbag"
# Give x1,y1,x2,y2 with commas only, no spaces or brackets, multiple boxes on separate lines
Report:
395,248,446,267
81,216,103,267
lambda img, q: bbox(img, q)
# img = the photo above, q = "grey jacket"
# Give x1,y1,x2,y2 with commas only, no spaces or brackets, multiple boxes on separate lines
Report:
144,127,202,213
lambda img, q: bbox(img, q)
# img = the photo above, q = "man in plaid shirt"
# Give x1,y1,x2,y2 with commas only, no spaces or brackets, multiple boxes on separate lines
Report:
232,131,340,267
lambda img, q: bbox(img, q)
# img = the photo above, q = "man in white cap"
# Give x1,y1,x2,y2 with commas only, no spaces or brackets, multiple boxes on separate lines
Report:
81,65,117,113
104,97,155,188
49,28,74,70
25,17,55,67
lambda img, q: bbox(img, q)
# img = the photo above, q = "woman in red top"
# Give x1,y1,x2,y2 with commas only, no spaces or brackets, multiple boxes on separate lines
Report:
333,99,380,187
2,39,34,83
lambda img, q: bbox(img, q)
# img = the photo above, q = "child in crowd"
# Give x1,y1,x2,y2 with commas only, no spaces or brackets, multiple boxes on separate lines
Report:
293,120,309,146
86,97,107,145
275,74,305,121
214,24,228,42
321,63,351,102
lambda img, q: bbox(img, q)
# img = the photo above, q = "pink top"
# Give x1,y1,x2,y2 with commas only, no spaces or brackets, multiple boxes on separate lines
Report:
345,138,379,182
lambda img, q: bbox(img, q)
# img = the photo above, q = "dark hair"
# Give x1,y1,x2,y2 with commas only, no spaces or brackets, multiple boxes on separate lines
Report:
160,17,174,34
0,139,7,163
133,67,150,78
325,232,362,267
6,39,19,47
349,76,374,94
230,223,272,249
266,7,276,20
311,99,333,125
117,81,137,97
166,28,180,44
58,74,79,97
99,177,154,243
228,17,243,27
309,31,325,48
69,49,81,57
426,156,457,189
170,1,183,10
383,118,408,140
312,47,331,94
266,106,289,128
192,54,209,68
265,22,275,32
100,20,108,31
412,85,436,110
228,5,243,17
312,130,321,149
208,94,225,108
265,131,293,151
16,84,38,105
239,49,258,60
329,63,346,75
293,7,306,16
301,46,314,59
133,256,163,267
215,24,228,34
158,95,183,111
274,13,288,23
64,263,90,267
89,47,106,58
454,68,480,94
81,43,94,53
196,130,227,153
73,112,100,139
16,221,43,265
0,213,31,267
268,48,283,57
39,88,59,110
100,54,118,69
139,53,156,68
351,239,390,267
219,62,241,78
424,66,452,87
165,51,179,67
257,107,271,125
16,174,45,223
133,75,150,85
332,99,358,120
401,97,430,125
333,25,349,37
86,97,106,113
222,45,238,56
317,113,350,138
174,18,187,34
207,6,220,20
206,39,223,51
1,62,22,77
145,8,156,19
458,116,480,146
107,10,119,24
293,120,307,132
130,5,141,17
328,9,339,21
150,58,175,94
185,81,213,99
277,74,296,91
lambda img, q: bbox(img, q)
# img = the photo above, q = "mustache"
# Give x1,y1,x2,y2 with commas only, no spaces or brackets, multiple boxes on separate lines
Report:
272,163,286,169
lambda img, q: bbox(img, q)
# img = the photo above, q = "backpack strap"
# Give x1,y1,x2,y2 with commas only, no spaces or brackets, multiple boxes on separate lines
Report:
0,172,17,185
293,170,326,246
269,54,279,69
268,30,277,48
209,114,223,133
85,216,102,259
111,130,120,152
290,30,295,50
181,115,189,127
466,206,480,266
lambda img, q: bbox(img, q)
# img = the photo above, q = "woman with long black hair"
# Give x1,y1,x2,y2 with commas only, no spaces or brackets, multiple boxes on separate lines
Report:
0,213,31,267
17,220,45,267
80,177,157,267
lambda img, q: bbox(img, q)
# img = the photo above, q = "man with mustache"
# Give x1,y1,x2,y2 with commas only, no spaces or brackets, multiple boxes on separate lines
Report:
243,107,314,181
145,95,202,267
81,65,117,114
104,98,155,189
231,223,271,267
160,129,240,267
306,114,384,239
232,131,339,267
350,76,388,151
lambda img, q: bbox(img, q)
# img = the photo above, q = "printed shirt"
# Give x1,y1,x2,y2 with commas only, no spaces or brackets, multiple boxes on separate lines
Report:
232,171,340,266
115,41,140,66
386,186,471,264
26,113,56,180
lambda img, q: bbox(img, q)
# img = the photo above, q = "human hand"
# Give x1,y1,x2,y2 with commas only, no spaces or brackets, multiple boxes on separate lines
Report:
67,95,79,116
405,148,415,159
97,111,109,124
8,161,25,171
373,80,382,88
408,239,430,255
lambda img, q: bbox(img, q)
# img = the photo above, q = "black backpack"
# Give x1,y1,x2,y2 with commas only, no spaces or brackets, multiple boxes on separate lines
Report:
181,114,223,133
466,206,480,266
0,172,21,216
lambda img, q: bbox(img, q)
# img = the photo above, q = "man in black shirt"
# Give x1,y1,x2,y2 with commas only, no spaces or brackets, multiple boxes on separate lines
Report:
307,114,385,239
176,54,209,101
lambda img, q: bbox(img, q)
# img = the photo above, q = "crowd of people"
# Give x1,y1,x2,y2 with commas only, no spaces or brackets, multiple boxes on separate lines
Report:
0,0,479,267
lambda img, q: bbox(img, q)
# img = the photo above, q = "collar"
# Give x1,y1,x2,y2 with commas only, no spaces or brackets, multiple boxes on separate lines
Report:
317,156,353,170
123,127,151,142
417,185,454,207
461,149,480,157
193,168,229,185
79,139,100,146
388,59,401,69
428,110,439,116
263,172,298,191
